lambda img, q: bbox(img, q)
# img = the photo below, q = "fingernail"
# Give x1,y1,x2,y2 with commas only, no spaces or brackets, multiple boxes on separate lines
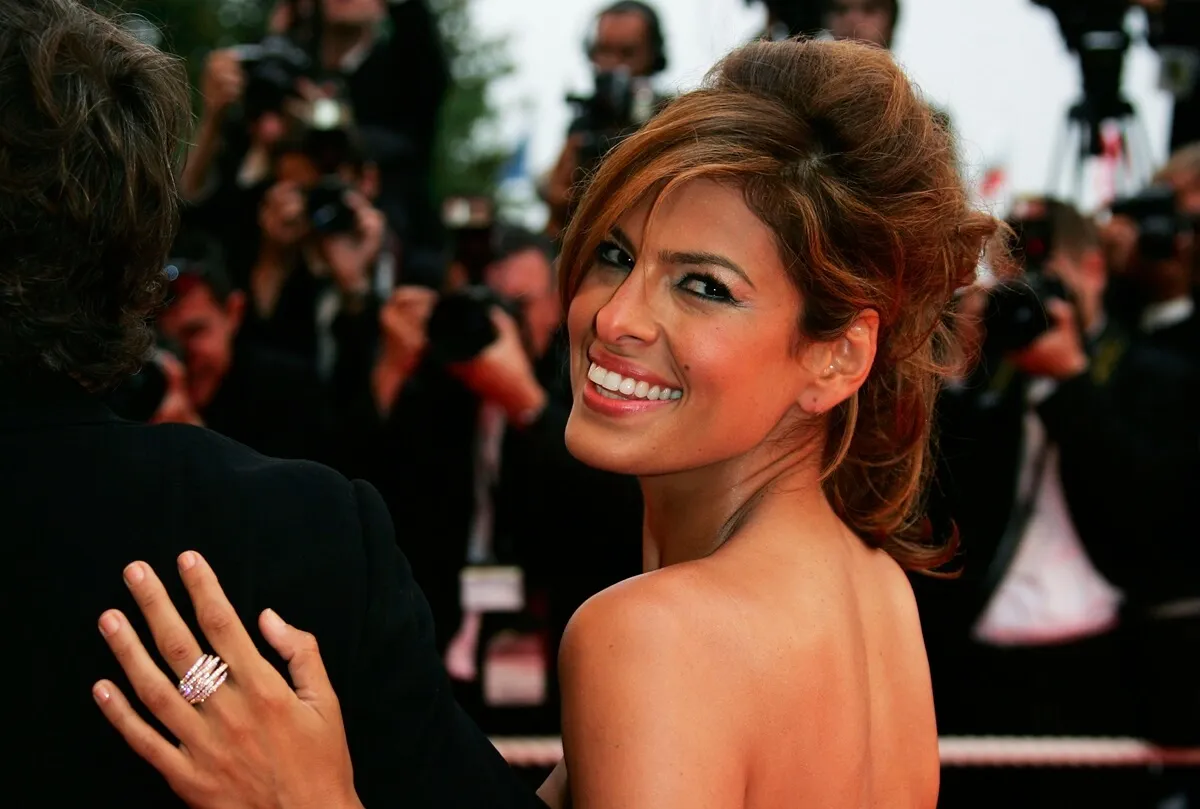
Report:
98,612,120,637
93,682,111,704
178,551,197,571
123,562,144,586
262,608,285,633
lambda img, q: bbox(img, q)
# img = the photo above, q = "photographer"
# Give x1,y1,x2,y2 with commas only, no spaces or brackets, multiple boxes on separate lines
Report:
155,238,345,467
185,0,449,272
240,103,399,389
367,224,641,730
923,198,1141,807
542,1,669,239
1013,187,1199,805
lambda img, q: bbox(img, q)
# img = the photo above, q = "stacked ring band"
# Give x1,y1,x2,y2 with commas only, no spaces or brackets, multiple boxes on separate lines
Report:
178,653,229,705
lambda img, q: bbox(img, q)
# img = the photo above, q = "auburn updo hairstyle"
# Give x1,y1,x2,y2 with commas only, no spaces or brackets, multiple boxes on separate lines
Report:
558,38,1004,572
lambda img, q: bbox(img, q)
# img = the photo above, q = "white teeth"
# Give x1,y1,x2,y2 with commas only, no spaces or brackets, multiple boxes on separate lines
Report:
587,362,682,402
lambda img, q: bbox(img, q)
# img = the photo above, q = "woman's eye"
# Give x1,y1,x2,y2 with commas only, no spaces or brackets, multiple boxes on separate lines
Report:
679,273,735,303
595,240,635,270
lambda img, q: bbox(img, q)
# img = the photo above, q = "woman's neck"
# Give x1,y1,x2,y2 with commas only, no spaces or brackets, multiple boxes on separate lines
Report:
638,434,833,571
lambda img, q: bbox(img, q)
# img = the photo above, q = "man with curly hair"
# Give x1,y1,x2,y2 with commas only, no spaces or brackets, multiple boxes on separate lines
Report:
0,2,546,806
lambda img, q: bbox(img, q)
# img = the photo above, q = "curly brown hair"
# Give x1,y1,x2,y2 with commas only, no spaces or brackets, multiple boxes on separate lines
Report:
558,38,1004,572
0,0,191,390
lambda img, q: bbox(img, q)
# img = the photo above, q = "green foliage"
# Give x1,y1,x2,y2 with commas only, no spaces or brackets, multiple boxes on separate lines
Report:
429,0,514,200
106,0,513,198
105,0,266,98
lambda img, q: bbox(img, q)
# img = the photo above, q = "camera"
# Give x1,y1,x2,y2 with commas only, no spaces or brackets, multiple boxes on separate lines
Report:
567,69,660,173
419,197,523,364
1111,183,1196,262
281,98,362,236
231,34,313,119
982,208,1071,356
426,285,523,364
306,177,358,235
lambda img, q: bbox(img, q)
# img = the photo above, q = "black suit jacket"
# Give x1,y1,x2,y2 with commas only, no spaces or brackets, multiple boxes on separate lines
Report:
2,367,544,808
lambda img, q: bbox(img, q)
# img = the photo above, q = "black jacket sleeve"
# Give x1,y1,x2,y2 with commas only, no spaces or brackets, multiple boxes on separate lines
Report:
344,480,548,809
1038,369,1200,603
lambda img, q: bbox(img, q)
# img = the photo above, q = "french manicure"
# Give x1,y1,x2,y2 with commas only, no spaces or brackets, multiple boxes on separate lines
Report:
262,608,285,633
123,562,144,586
98,612,120,637
178,551,197,571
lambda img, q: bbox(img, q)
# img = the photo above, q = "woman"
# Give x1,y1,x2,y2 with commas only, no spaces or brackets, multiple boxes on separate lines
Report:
93,38,999,808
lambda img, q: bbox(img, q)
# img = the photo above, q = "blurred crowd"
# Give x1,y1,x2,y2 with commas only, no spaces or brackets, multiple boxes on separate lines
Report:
110,0,1199,805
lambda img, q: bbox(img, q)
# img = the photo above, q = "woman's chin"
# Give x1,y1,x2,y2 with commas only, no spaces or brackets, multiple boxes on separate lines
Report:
564,416,651,477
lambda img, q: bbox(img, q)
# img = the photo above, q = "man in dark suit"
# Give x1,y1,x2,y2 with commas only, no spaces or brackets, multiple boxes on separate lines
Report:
0,2,544,806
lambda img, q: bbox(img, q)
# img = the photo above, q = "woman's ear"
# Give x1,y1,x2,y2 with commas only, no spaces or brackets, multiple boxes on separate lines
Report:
798,310,879,414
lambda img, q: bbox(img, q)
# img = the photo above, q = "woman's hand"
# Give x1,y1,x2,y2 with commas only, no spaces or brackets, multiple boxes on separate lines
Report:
92,551,363,809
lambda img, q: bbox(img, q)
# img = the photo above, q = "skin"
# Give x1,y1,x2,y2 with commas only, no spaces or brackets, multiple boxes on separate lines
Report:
251,153,384,322
1007,241,1105,380
93,180,941,809
158,285,246,411
590,11,656,77
825,0,894,49
539,179,937,808
483,247,563,361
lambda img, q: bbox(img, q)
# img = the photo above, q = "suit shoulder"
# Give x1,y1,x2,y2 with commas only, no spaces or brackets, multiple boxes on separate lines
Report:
143,423,367,528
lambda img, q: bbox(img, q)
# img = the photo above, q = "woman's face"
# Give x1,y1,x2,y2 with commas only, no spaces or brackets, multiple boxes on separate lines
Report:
565,179,819,476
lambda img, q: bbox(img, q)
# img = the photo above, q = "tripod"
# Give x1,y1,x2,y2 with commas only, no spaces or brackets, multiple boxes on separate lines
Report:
1047,96,1156,208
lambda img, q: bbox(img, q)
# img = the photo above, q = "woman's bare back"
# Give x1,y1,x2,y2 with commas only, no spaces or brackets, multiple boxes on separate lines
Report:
724,523,941,809
546,516,939,809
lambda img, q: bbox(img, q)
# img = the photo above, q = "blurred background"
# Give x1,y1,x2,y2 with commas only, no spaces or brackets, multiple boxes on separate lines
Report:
101,0,1200,805
116,0,1184,218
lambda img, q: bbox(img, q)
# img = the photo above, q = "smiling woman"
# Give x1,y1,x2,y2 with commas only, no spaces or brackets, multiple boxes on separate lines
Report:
92,35,1004,809
558,36,1000,568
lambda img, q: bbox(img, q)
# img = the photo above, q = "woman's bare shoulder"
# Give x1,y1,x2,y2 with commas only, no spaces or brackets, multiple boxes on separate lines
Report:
557,569,758,806
561,567,718,666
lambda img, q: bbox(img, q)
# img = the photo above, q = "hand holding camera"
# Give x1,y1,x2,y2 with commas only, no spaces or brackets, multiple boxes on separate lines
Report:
317,190,385,299
1009,298,1090,380
447,308,547,425
151,350,206,428
379,286,438,376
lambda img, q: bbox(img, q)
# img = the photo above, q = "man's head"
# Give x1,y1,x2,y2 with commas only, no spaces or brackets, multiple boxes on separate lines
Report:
1155,141,1200,217
0,0,191,389
158,249,246,410
485,228,562,359
589,1,667,77
1010,197,1107,330
825,0,899,50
